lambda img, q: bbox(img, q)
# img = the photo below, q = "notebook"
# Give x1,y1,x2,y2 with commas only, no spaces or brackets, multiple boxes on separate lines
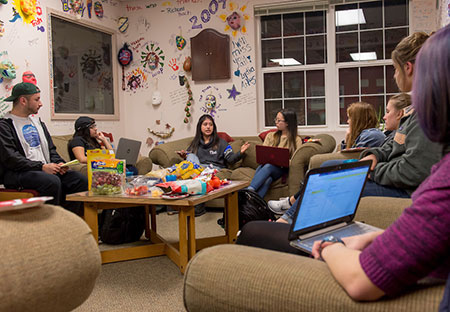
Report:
288,160,380,254
255,145,290,168
115,138,141,166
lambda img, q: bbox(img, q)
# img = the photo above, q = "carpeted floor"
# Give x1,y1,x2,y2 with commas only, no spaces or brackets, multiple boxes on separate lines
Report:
75,210,224,312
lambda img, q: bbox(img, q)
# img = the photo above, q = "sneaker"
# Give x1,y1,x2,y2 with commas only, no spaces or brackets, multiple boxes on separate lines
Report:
268,197,291,214
194,204,206,217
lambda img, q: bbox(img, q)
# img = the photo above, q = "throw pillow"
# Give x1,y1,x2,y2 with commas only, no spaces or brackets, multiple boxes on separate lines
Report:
218,132,234,143
258,129,277,141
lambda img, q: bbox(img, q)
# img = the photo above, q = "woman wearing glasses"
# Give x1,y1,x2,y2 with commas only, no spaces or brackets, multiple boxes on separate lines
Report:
247,109,302,199
68,116,113,164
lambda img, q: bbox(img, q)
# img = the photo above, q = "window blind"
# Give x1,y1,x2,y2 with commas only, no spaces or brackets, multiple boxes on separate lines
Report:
254,0,329,16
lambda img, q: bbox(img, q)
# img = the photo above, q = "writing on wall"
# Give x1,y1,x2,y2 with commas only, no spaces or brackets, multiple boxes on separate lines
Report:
231,36,255,89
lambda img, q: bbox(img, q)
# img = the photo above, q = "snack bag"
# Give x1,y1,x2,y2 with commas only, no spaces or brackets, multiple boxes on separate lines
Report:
170,161,203,180
90,159,125,195
156,179,208,195
87,149,115,190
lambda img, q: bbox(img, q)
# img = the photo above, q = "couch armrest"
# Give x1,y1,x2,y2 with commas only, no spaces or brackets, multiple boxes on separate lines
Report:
148,137,193,168
287,134,336,194
355,196,412,229
0,204,101,311
184,244,444,312
70,163,88,176
309,151,362,169
136,155,153,175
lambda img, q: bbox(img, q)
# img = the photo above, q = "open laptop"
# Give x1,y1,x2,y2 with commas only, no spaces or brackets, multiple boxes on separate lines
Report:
256,145,290,168
115,138,141,166
288,160,380,254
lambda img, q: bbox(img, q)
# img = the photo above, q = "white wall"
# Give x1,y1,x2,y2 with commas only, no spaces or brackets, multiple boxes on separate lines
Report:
0,0,444,158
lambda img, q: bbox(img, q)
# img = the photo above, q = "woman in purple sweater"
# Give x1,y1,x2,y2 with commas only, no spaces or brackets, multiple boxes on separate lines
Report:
310,24,450,301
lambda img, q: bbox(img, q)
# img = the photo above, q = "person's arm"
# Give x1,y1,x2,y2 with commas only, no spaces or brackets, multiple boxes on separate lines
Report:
72,146,88,164
311,231,385,301
97,132,113,150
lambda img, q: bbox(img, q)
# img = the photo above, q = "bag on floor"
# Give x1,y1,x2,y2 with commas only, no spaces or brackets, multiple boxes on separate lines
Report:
99,206,145,244
238,189,274,228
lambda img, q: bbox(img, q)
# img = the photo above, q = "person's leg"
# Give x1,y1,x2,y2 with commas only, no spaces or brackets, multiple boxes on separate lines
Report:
4,170,63,205
320,159,347,167
186,153,201,165
250,164,284,197
236,221,307,255
361,180,410,198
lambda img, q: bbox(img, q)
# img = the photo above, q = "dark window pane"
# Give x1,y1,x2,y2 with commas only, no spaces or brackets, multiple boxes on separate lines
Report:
336,32,358,62
307,98,326,125
339,96,359,124
361,66,384,94
264,73,282,99
284,71,304,98
335,3,358,32
284,37,304,65
306,70,325,97
306,35,326,64
262,39,282,67
361,95,384,124
305,11,325,34
386,65,398,93
283,13,303,36
285,99,305,126
261,15,281,38
339,68,359,95
385,0,408,27
360,1,382,30
385,28,408,60
360,30,383,60
265,100,283,126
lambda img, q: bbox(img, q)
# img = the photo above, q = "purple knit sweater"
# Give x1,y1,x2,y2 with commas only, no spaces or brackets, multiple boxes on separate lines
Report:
360,152,450,296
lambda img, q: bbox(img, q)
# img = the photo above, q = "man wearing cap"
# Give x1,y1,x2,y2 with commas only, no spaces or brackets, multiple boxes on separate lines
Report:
0,82,87,214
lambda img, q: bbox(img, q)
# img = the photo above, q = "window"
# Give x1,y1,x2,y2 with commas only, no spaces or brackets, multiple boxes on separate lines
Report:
48,10,119,120
257,0,409,129
260,11,327,126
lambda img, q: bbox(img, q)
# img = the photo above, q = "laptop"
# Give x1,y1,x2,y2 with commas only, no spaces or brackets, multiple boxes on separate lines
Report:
115,138,141,166
256,145,290,168
288,160,380,254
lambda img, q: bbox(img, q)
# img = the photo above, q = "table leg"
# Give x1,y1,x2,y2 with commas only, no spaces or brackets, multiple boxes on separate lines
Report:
144,205,150,239
84,202,99,242
224,191,239,244
178,205,195,273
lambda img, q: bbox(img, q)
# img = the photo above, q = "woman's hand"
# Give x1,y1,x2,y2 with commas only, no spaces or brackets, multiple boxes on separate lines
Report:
97,131,108,143
176,150,187,159
240,142,250,154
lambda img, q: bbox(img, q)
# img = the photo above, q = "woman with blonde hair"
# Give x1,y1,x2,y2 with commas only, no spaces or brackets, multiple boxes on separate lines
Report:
342,102,385,150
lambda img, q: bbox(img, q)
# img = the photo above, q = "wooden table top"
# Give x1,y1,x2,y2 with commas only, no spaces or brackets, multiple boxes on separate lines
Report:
67,180,249,206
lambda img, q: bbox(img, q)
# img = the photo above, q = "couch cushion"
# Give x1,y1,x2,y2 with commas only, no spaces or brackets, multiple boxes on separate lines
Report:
52,134,73,162
240,141,260,169
258,129,277,142
218,132,234,143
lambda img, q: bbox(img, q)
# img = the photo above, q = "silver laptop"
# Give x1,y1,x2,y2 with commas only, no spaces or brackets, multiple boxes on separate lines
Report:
115,138,141,166
288,160,380,254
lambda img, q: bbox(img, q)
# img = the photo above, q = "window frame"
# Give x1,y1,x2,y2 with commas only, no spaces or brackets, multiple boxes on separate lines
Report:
47,9,120,121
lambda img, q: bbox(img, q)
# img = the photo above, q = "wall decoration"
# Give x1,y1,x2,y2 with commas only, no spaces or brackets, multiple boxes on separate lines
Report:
0,0,8,4
189,0,226,29
94,1,103,18
175,31,186,50
146,137,154,148
118,43,133,90
10,8,21,23
152,78,162,105
80,49,103,80
183,76,193,123
118,16,129,33
226,84,240,101
0,60,16,81
141,43,165,70
22,70,37,84
126,67,148,92
183,56,191,72
220,2,249,37
0,20,4,37
168,58,179,71
11,0,38,23
199,85,224,117
205,94,216,109
231,36,255,89
148,123,175,139
87,0,92,17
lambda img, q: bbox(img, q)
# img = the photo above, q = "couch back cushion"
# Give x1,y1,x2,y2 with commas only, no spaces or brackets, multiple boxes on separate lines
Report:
218,132,234,143
51,134,73,162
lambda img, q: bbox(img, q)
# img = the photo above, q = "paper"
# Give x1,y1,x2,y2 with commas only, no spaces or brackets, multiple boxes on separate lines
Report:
61,159,80,167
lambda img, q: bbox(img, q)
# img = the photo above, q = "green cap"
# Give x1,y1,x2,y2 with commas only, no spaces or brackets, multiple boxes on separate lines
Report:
4,82,41,102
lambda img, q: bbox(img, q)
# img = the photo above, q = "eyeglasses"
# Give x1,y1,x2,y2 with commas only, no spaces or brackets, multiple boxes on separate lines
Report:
89,123,97,129
274,119,286,124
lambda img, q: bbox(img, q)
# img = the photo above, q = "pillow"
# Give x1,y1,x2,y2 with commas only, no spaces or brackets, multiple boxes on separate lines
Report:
258,129,277,141
218,132,234,143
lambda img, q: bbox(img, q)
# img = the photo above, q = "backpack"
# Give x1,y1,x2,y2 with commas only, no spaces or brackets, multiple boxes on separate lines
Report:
99,206,146,244
218,189,275,229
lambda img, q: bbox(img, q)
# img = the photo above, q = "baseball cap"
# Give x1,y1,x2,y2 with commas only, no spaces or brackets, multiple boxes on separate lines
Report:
75,116,95,131
4,82,40,101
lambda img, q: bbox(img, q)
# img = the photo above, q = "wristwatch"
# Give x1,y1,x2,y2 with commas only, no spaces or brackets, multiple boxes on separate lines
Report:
319,235,345,260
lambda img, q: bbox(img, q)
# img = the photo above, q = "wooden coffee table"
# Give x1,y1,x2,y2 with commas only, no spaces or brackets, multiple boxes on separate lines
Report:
66,181,249,273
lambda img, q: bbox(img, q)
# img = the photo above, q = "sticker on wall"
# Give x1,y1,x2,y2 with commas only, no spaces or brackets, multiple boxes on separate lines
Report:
175,30,186,50
0,60,17,81
220,2,249,37
118,43,133,90
226,84,241,101
22,70,37,84
80,49,103,80
11,0,38,24
141,43,165,71
118,16,129,33
199,85,224,118
94,1,103,18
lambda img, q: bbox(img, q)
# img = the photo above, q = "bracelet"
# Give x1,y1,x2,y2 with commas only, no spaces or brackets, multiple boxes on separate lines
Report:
318,235,345,260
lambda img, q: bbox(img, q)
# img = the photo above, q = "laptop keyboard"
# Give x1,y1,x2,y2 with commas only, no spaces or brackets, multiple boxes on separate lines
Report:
299,223,376,250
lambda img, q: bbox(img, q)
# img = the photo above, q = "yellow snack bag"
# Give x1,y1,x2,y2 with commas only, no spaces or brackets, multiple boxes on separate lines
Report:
87,149,115,190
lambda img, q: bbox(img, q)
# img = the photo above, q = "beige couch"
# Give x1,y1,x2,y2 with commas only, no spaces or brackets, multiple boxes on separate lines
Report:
0,203,101,311
149,134,336,203
52,134,153,176
183,197,445,311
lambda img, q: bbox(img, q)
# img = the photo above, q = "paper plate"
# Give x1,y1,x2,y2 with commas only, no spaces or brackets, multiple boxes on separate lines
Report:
161,194,189,200
0,196,53,212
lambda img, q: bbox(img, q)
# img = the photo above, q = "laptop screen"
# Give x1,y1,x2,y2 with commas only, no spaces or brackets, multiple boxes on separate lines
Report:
292,162,370,234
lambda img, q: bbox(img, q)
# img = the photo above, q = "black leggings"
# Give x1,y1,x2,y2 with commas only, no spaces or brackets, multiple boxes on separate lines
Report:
236,221,308,256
